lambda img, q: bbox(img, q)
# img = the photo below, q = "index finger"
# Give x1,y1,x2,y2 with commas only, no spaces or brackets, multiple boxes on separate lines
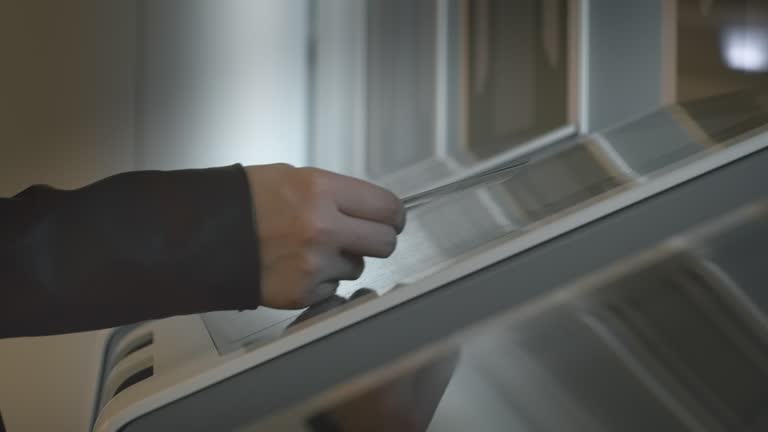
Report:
326,172,406,233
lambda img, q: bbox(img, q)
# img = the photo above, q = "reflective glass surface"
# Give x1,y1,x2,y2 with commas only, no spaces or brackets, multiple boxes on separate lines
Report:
461,0,571,160
677,0,768,102
313,0,574,194
202,90,768,355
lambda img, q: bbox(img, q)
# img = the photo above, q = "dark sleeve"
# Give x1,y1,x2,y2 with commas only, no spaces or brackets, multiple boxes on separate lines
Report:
0,164,261,339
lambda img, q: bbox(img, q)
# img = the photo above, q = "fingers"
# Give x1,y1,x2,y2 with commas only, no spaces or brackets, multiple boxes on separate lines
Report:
317,253,366,283
324,171,406,233
306,281,340,305
291,288,377,326
247,164,405,310
305,259,370,305
350,288,378,300
307,254,365,305
334,216,398,258
292,295,348,325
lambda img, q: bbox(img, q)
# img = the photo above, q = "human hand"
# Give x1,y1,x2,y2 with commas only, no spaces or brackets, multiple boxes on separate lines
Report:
244,164,405,309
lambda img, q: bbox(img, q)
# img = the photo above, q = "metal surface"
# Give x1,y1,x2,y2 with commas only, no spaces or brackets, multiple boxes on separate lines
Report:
201,91,768,356
100,1,768,428
121,120,768,431
255,204,768,432
585,0,665,132
309,0,577,196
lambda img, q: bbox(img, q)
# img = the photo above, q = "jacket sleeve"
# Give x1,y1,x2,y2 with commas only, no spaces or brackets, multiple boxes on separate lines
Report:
0,164,261,338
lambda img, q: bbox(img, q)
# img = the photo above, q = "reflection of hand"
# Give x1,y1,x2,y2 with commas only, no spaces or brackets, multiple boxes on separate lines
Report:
244,164,405,309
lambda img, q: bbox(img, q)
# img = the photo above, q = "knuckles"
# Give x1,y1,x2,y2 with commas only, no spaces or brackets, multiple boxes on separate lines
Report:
297,216,334,246
294,252,321,276
295,167,330,199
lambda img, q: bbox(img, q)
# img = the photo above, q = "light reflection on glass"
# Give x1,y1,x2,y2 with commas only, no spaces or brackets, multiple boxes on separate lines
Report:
721,27,768,72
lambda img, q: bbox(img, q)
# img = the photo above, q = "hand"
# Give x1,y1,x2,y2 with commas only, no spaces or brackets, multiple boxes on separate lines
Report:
244,164,405,309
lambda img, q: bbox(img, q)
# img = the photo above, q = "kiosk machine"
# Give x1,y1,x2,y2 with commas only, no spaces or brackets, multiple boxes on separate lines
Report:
91,91,768,431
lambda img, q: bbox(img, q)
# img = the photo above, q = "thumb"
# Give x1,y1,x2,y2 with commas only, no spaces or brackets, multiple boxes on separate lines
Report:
290,288,379,327
290,295,347,326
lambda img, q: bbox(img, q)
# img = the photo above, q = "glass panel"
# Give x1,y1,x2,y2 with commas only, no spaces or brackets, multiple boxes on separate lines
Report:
365,0,438,179
248,204,768,432
462,0,571,160
312,0,574,194
203,0,768,360
677,0,768,102
202,94,768,355
679,89,768,142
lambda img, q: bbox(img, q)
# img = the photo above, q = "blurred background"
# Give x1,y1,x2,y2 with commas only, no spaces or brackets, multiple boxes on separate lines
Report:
1,1,768,431
2,0,766,196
